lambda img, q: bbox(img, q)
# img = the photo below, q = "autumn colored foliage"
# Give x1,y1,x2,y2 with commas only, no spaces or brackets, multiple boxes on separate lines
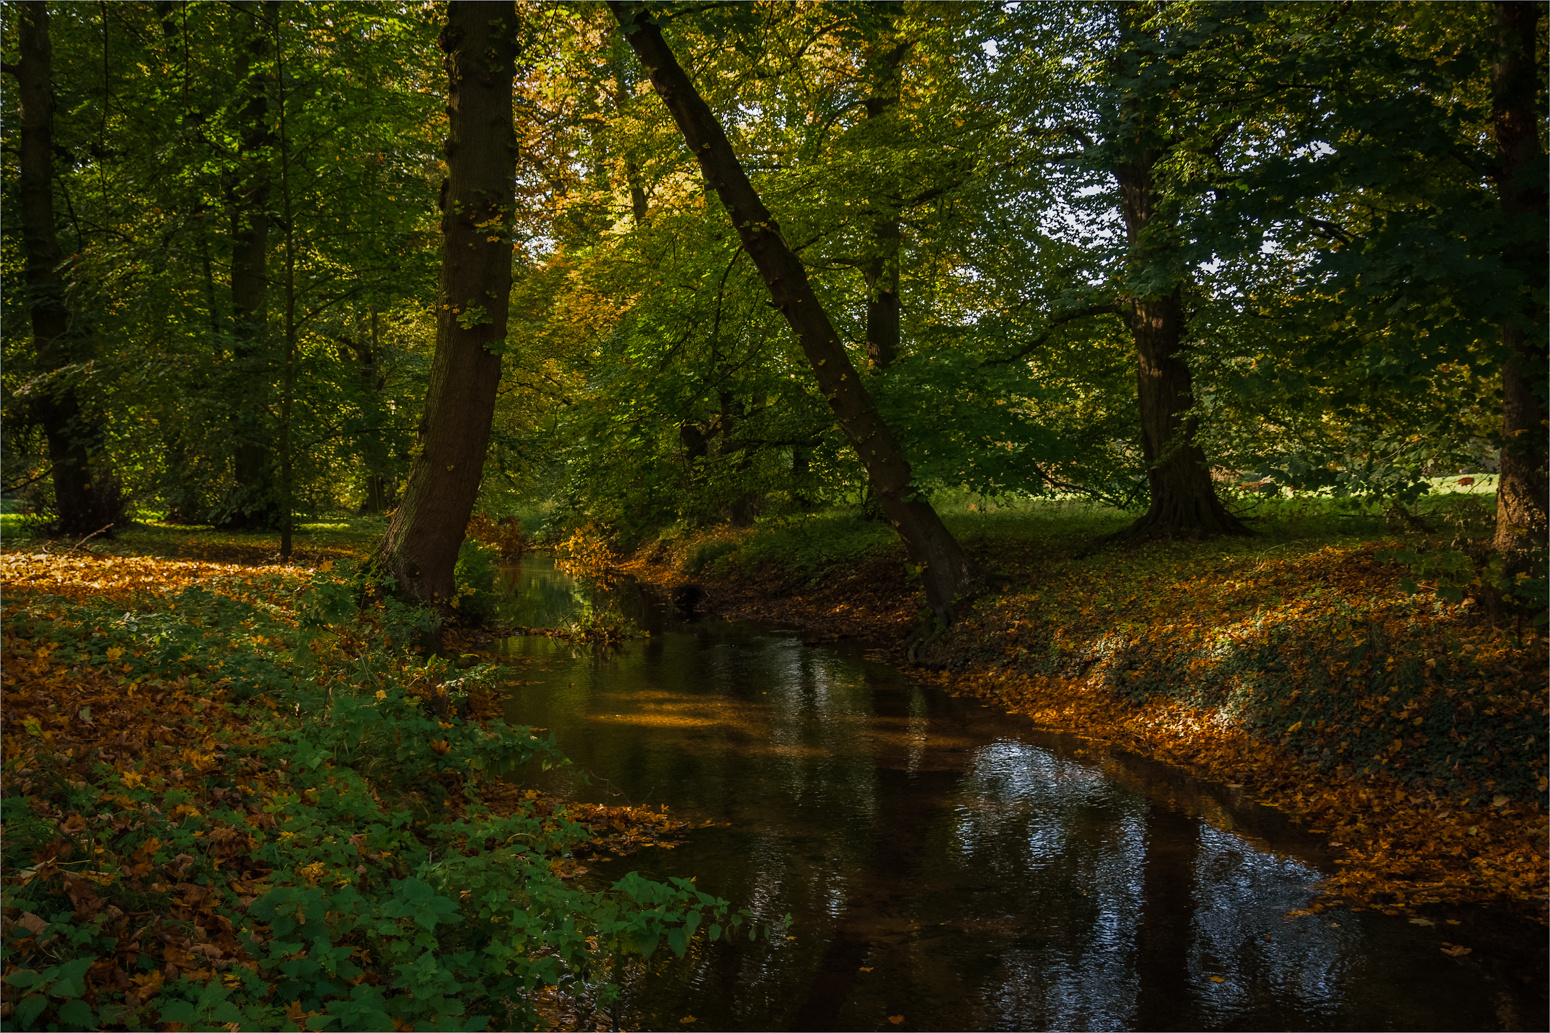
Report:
0,540,752,1032
624,507,1549,920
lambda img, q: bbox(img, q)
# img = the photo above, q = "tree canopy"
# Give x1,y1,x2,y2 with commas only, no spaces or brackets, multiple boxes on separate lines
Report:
2,0,1543,608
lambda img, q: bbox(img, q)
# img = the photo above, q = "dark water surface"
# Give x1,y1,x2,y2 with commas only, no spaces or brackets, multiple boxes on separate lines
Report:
493,556,1546,1032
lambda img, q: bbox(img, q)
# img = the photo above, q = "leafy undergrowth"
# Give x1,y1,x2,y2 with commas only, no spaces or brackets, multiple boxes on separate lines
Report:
623,504,1548,921
0,549,759,1032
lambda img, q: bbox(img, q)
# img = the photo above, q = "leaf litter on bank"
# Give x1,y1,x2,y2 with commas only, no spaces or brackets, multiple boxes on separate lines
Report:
624,523,1548,921
1,546,734,1031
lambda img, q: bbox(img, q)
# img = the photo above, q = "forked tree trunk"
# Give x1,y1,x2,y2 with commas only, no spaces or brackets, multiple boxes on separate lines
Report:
1489,1,1548,563
611,1,979,624
374,1,517,610
9,3,124,536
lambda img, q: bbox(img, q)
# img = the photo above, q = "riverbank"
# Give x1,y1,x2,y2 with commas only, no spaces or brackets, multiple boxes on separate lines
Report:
616,499,1549,920
0,534,741,1031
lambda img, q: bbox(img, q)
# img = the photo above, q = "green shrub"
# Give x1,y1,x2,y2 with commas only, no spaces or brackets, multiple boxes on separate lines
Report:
453,538,501,622
686,540,737,574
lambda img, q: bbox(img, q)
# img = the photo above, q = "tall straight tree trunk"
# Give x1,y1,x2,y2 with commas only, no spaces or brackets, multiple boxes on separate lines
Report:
611,2,979,624
1111,9,1244,540
356,306,394,514
1489,1,1548,563
375,1,517,610
220,0,279,529
8,3,124,536
861,15,910,372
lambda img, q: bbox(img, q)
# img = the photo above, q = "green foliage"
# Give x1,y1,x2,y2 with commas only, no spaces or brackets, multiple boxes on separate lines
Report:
452,539,501,624
1,556,766,1031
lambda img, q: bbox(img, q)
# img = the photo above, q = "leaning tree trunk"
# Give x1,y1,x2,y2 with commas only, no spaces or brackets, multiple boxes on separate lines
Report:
1489,1,1548,564
9,3,124,536
611,1,979,624
1112,122,1245,539
374,1,517,611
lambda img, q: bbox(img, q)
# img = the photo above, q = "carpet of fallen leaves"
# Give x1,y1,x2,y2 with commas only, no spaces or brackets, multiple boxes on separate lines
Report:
625,526,1549,922
0,535,707,1031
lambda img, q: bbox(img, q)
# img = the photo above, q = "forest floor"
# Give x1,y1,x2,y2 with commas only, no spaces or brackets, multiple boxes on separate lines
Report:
0,518,727,1031
1,501,1543,1029
615,494,1548,923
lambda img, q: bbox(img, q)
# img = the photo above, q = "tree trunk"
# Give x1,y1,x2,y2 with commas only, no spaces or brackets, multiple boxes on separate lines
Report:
861,24,910,372
1111,46,1245,540
1124,285,1245,536
374,1,517,611
354,306,395,515
1489,1,1548,563
9,3,124,536
219,0,280,530
611,1,979,624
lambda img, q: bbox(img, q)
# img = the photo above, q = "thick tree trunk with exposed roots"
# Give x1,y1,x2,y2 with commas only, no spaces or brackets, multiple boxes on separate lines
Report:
1111,48,1245,541
374,2,517,611
9,3,124,536
1489,2,1548,564
1124,287,1245,538
612,2,979,624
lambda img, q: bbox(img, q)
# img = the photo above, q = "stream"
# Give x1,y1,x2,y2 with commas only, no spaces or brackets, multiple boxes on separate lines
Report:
491,555,1546,1032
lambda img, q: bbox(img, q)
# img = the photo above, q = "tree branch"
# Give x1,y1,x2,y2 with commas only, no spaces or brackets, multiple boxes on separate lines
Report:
982,303,1122,366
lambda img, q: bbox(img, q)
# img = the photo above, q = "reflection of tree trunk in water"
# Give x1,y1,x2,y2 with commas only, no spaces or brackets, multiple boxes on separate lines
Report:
1133,803,1200,1031
787,689,958,1029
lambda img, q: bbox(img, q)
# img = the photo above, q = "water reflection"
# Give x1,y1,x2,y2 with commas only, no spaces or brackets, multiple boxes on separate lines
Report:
491,556,1543,1031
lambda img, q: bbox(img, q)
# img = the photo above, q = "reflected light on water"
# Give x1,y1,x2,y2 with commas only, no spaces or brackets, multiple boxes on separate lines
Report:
492,555,1543,1032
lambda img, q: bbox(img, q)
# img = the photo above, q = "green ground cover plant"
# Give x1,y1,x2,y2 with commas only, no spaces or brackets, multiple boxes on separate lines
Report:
1,547,763,1031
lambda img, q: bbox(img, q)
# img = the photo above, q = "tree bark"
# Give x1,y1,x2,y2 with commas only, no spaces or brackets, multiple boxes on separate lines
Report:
611,1,979,624
9,3,124,536
1110,13,1245,540
218,0,280,529
374,1,517,611
1122,282,1245,537
861,23,910,372
353,306,395,515
1489,1,1548,563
